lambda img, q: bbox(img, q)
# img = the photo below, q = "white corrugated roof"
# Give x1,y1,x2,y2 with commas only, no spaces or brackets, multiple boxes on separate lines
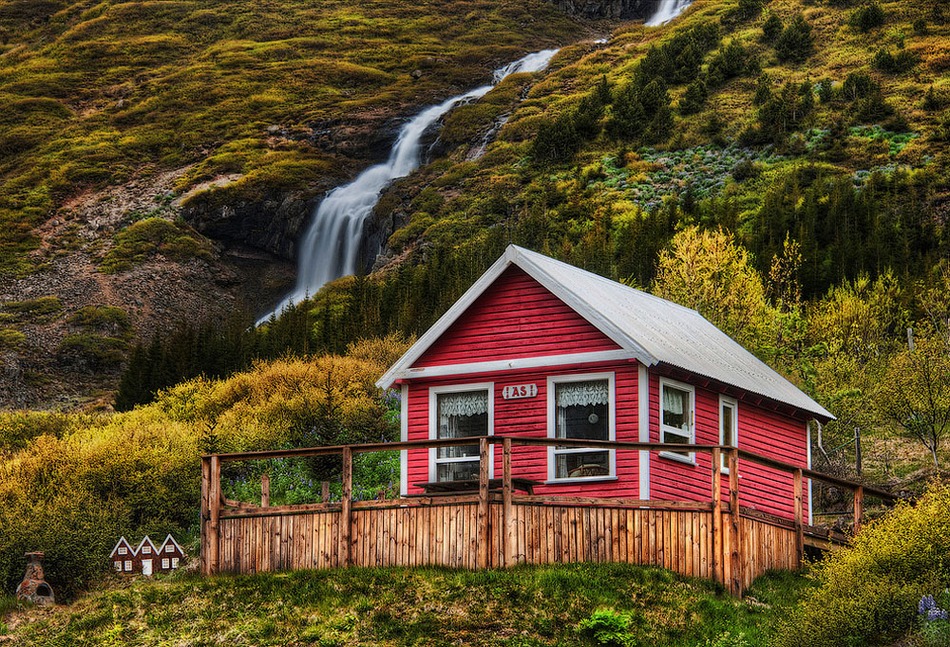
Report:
377,245,833,420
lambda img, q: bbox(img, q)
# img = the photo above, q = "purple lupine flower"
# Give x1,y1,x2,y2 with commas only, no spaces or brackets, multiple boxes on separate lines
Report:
919,595,949,621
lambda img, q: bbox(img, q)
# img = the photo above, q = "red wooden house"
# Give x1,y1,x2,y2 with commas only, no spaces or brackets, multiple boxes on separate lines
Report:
110,537,135,573
377,245,833,524
157,534,186,572
134,536,159,576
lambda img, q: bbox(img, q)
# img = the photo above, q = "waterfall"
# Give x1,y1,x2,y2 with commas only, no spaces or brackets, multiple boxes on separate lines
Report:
260,48,559,324
645,0,691,26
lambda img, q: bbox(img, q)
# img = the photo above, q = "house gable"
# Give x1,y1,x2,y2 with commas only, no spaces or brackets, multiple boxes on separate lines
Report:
414,266,621,368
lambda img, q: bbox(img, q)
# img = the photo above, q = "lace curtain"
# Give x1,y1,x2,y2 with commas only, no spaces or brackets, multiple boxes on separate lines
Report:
663,386,686,416
556,380,608,408
438,390,488,421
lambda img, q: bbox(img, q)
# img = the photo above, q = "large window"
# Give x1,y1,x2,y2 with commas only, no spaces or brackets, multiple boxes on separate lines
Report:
660,378,695,463
548,374,615,480
719,396,738,471
430,386,492,482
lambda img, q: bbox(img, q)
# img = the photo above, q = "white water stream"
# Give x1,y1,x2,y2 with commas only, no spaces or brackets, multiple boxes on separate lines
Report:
261,49,559,323
262,2,691,324
645,0,692,26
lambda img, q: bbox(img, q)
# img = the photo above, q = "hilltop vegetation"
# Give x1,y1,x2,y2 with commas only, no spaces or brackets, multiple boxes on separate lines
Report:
0,0,580,274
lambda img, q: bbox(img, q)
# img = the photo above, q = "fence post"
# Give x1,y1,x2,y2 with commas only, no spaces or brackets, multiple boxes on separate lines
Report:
477,437,491,569
341,447,353,566
728,448,742,595
853,485,864,534
209,455,221,575
261,473,270,508
793,468,804,567
503,438,514,567
200,456,210,575
711,447,722,586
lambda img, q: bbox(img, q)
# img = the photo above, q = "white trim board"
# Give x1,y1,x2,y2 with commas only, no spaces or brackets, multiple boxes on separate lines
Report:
392,350,637,383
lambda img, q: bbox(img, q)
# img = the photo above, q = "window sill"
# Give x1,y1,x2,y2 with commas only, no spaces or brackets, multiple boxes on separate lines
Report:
659,451,696,466
545,475,618,485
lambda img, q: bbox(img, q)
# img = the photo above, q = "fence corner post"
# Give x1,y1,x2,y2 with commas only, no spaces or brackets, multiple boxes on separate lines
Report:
711,447,722,586
728,448,742,596
477,437,490,569
793,468,804,567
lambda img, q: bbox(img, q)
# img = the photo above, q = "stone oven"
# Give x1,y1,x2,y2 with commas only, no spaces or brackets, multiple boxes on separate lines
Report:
15,552,55,606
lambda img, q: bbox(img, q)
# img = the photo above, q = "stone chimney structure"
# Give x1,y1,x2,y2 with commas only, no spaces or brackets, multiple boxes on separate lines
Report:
15,552,55,606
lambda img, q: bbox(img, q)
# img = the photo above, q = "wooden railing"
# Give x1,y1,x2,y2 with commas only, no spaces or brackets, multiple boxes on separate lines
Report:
200,437,896,595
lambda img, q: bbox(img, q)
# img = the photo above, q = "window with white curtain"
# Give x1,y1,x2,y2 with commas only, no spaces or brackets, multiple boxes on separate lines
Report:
719,396,738,471
660,378,695,463
548,374,615,480
433,388,490,482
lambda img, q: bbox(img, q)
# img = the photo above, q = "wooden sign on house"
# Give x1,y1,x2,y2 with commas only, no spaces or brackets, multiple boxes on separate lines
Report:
109,534,186,575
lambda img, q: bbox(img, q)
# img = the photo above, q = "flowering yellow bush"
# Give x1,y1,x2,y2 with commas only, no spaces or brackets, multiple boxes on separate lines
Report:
0,337,409,598
776,482,950,646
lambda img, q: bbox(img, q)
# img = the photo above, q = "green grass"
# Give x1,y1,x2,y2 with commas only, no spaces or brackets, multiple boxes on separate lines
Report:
5,564,811,646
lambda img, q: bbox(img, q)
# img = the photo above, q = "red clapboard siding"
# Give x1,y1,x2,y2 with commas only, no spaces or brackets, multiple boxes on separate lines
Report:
405,361,640,498
647,373,808,521
414,267,621,368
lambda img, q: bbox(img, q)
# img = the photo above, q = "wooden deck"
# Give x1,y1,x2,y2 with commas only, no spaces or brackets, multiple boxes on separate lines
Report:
200,438,895,595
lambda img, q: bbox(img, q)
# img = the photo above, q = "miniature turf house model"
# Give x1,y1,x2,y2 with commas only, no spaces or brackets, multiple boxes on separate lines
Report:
377,245,834,523
157,534,185,572
134,536,159,576
110,537,135,573
111,535,185,575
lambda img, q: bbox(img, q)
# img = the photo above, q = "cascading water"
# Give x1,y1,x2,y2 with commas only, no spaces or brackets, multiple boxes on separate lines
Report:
261,49,559,323
645,0,692,26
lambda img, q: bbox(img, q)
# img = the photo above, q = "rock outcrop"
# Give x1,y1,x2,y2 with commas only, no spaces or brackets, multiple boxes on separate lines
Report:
547,0,658,20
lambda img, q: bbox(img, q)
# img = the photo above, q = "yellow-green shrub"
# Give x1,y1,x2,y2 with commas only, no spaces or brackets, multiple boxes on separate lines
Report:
0,345,405,598
775,483,950,646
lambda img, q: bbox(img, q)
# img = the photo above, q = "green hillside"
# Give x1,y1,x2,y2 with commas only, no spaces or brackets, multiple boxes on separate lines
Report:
0,0,581,274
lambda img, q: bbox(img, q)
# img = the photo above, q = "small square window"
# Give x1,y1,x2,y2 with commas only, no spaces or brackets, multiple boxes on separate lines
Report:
142,545,151,554
124,560,132,572
165,545,175,553
117,546,127,555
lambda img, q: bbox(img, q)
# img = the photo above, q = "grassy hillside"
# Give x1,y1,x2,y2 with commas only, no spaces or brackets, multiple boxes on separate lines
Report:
0,0,582,275
1,564,810,646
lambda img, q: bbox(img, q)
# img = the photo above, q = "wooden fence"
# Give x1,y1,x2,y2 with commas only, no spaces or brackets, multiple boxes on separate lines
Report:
200,437,895,595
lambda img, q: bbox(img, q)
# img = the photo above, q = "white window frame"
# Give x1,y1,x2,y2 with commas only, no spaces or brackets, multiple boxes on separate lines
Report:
546,372,617,483
124,560,132,572
171,557,179,568
117,546,127,555
719,395,739,473
428,383,494,482
659,377,696,465
162,558,170,570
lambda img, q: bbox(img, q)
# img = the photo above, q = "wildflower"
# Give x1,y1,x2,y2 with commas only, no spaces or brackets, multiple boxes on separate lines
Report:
919,594,949,621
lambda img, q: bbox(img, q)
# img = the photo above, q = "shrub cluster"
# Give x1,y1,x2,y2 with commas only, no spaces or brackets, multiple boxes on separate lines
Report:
0,341,406,599
775,483,950,647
